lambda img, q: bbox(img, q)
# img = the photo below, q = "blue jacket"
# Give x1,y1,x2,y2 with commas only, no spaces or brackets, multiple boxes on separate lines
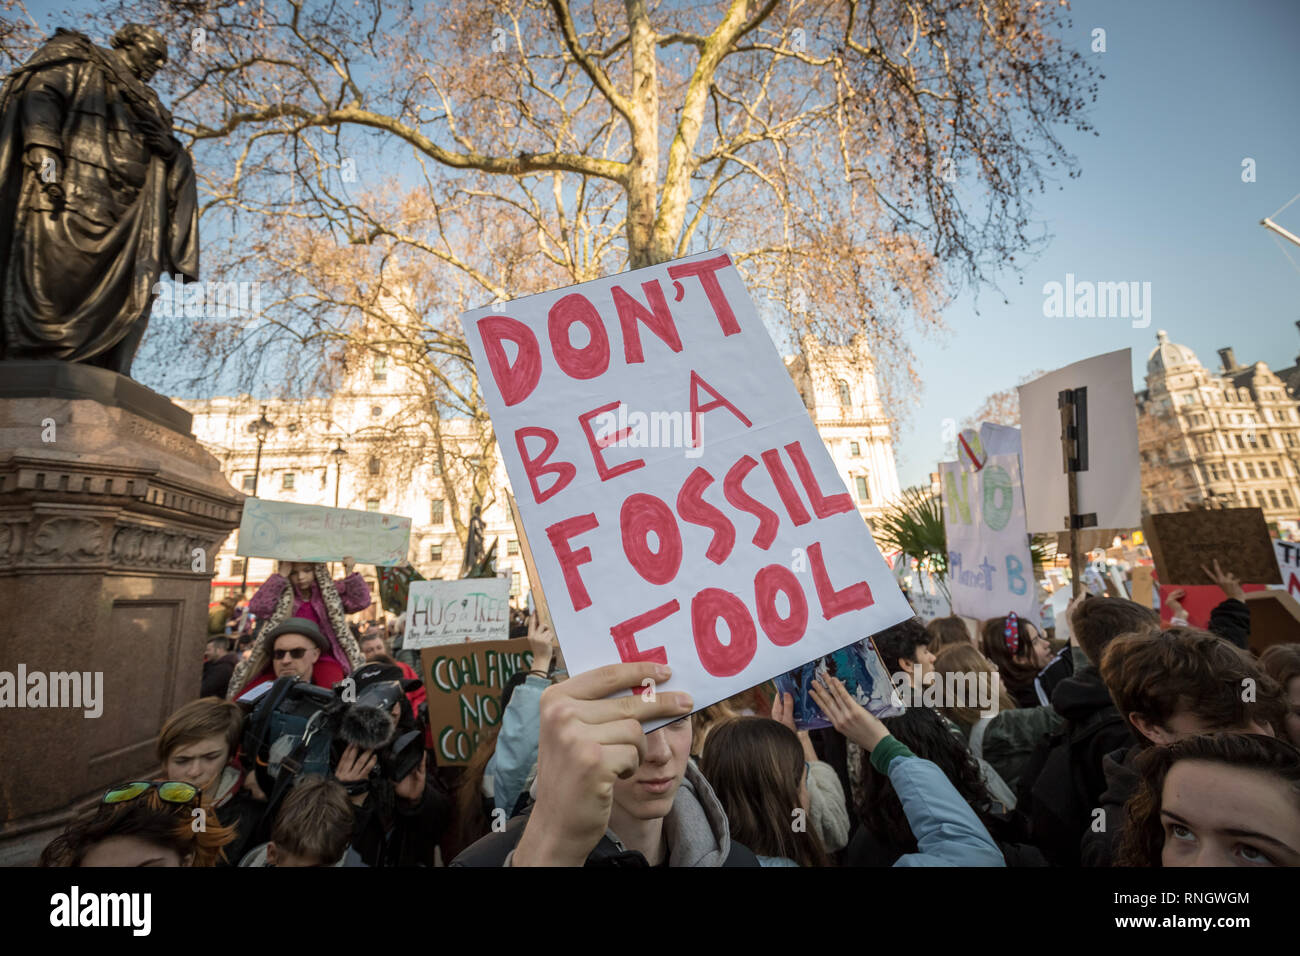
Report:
484,674,548,814
874,736,1005,867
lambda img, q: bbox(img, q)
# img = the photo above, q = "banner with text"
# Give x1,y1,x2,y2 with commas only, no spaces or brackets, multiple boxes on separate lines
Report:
460,250,911,726
421,639,533,766
404,577,512,650
236,498,411,566
941,453,1037,621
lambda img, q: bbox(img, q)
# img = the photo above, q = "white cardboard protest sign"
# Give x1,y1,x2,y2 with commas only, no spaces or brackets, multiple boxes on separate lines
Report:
403,578,512,650
236,498,411,566
1017,349,1141,534
941,453,1037,621
1273,540,1300,599
460,250,911,726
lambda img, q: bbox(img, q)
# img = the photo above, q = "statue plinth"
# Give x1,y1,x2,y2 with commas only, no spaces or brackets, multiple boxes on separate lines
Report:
0,365,242,831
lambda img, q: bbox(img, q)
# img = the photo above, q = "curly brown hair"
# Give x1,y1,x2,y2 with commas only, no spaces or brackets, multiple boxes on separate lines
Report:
40,785,235,867
1115,733,1300,866
1100,626,1287,744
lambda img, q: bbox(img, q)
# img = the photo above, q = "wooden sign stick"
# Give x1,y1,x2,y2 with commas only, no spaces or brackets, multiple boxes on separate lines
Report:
507,490,554,633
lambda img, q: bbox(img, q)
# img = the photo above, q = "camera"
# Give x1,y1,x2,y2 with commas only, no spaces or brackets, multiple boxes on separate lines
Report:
244,663,427,799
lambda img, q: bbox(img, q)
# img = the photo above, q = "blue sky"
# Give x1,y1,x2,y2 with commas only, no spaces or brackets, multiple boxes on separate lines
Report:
17,0,1300,487
895,0,1300,486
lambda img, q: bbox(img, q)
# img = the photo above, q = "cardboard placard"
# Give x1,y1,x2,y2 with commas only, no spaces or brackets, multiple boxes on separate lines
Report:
236,497,411,565
1272,539,1300,599
1018,350,1141,534
404,577,511,650
940,453,1037,622
1130,565,1154,608
460,250,911,727
1143,509,1282,587
421,638,533,766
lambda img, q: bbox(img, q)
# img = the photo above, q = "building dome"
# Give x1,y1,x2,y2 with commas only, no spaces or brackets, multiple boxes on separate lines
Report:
1147,330,1200,377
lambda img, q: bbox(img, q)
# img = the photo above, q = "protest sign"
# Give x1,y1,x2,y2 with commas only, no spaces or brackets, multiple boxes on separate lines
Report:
774,638,904,731
1142,508,1281,586
1130,566,1154,607
1273,539,1300,599
940,453,1037,621
1157,583,1268,628
460,250,911,727
236,498,411,565
1018,350,1141,534
421,639,532,766
404,578,511,650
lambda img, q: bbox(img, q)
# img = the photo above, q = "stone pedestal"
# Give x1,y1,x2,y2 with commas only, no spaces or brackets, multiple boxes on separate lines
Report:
0,362,242,829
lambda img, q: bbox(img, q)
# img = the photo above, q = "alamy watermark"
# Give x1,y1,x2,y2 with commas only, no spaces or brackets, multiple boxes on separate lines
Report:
1042,273,1151,329
1,665,103,718
592,404,704,459
150,274,262,319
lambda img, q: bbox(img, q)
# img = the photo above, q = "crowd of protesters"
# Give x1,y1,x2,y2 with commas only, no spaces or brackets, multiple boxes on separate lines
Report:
38,551,1300,869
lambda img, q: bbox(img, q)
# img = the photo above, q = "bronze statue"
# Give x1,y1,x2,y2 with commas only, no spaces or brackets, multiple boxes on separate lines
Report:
460,504,486,577
0,25,198,376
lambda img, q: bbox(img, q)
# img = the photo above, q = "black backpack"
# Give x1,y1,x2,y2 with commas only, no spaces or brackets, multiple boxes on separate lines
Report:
1016,705,1130,867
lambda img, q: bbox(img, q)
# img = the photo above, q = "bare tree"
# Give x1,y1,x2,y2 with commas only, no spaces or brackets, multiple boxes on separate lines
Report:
19,0,1097,542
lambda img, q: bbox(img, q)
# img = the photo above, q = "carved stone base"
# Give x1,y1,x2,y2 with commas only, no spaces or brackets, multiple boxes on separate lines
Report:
0,385,242,827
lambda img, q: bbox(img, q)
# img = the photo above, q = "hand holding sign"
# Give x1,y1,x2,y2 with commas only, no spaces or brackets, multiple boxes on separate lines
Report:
808,676,889,753
511,662,692,867
526,610,554,675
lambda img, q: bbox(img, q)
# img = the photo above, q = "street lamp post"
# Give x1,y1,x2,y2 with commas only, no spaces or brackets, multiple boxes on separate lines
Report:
240,406,276,595
331,440,347,508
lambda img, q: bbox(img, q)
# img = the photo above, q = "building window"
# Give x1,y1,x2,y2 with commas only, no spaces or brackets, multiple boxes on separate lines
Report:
373,355,388,382
432,459,442,476
1255,490,1265,508
282,471,295,490
431,499,444,524
366,498,379,512
1284,489,1295,508
1269,490,1281,509
1273,462,1283,478
855,475,870,503
1235,434,1245,449
1288,433,1298,448
511,571,522,595
507,539,519,556
837,380,852,408
369,456,381,475
1245,462,1257,479
430,541,443,560
230,558,245,576
242,474,256,492
849,441,861,457
1261,433,1271,448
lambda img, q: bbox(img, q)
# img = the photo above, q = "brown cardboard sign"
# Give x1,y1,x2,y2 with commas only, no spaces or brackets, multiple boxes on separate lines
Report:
1130,565,1154,608
1141,509,1282,587
421,638,533,766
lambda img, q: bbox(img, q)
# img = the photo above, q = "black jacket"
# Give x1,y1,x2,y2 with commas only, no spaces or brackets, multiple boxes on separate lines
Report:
1079,742,1142,867
350,777,450,867
201,652,239,699
1019,655,1134,866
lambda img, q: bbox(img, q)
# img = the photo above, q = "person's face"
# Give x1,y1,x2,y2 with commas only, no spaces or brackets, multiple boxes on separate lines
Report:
902,644,937,686
287,563,316,596
204,640,223,662
1284,677,1300,749
125,38,167,81
272,634,320,680
1132,707,1275,747
361,636,385,660
1027,625,1053,668
80,835,190,867
164,734,230,794
1159,761,1300,867
612,719,693,820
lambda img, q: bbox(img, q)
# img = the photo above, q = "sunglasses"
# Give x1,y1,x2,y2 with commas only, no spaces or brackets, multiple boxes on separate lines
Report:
273,647,312,660
103,781,200,807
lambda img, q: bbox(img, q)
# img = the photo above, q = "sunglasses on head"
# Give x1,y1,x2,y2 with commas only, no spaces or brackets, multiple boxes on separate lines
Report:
103,781,200,807
273,647,312,660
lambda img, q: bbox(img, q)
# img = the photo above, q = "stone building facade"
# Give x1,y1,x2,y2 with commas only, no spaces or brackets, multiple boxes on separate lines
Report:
1137,329,1300,523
